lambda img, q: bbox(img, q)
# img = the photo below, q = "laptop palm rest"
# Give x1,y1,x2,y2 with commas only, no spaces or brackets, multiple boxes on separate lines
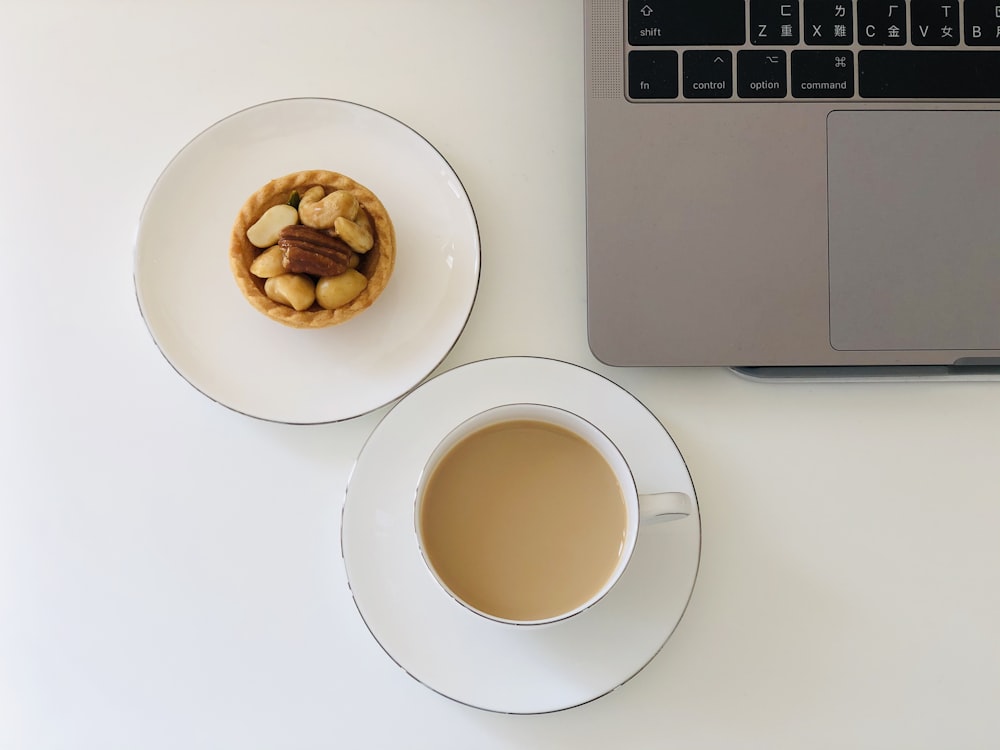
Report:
736,109,1000,381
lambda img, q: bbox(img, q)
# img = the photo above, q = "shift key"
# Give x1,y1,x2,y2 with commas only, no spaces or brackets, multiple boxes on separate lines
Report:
629,0,747,45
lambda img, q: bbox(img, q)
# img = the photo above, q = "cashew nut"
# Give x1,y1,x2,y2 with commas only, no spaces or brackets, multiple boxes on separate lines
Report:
299,186,325,204
333,215,374,253
246,204,299,248
299,189,359,229
264,273,316,311
315,269,367,309
248,246,285,278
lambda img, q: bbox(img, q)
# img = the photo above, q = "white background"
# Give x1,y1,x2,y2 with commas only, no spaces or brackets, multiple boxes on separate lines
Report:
2,1,999,748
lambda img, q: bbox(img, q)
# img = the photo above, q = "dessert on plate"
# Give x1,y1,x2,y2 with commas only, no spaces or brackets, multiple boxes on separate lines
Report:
229,169,395,328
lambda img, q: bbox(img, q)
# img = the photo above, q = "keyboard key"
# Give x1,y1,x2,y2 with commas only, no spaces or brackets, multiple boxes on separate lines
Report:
965,0,1000,45
910,0,960,45
737,50,788,97
859,51,1000,97
683,50,734,98
628,51,679,99
628,0,747,46
750,0,800,44
858,0,908,45
803,0,854,44
791,50,854,97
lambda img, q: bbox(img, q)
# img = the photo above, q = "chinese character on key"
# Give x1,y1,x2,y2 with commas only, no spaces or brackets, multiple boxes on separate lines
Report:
941,25,954,37
834,4,846,17
781,23,793,36
834,24,847,36
887,25,900,37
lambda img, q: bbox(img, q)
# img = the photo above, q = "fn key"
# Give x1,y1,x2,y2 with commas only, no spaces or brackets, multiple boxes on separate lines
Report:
629,51,679,99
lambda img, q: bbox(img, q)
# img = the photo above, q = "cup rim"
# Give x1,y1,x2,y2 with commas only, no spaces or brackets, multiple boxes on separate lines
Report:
413,402,642,627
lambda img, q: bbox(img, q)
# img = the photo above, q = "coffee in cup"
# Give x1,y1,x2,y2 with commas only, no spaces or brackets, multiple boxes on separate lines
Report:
415,404,690,625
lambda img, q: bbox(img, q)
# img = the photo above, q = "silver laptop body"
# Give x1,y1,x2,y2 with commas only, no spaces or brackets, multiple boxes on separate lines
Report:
584,0,1000,370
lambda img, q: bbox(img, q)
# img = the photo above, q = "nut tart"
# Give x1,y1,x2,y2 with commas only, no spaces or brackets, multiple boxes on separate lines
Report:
230,169,395,328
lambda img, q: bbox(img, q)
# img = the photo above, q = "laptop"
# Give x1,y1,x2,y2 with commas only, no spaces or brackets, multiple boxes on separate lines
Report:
584,0,1000,375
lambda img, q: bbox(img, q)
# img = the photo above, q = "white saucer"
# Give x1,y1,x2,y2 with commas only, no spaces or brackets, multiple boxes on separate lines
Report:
341,357,701,714
134,98,480,423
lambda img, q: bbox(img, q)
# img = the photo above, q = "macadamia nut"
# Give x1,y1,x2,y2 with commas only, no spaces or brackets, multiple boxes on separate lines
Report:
249,246,285,278
264,273,316,311
316,269,367,309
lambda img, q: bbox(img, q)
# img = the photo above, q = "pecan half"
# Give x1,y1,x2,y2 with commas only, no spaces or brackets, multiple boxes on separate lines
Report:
278,224,354,276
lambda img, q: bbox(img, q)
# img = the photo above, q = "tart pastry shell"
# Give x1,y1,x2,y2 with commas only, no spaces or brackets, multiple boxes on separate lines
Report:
230,170,395,328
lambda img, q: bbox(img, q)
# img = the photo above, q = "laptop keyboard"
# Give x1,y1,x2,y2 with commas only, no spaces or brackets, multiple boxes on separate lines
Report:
627,0,1000,100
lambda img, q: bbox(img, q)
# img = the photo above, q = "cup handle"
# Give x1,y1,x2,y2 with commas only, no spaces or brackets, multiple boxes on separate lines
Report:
638,491,692,525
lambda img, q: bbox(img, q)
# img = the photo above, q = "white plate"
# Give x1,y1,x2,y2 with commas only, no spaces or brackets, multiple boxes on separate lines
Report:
341,357,701,714
134,98,480,423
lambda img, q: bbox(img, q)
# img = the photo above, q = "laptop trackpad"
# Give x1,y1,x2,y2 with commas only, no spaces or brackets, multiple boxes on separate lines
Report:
827,110,1000,352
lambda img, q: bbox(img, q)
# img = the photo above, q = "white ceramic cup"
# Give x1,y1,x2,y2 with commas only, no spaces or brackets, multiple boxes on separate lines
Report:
414,403,691,626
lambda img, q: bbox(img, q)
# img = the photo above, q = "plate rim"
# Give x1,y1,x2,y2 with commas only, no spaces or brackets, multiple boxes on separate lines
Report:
132,96,481,424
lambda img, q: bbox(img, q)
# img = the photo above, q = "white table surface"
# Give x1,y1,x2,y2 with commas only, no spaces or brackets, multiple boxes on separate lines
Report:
3,2,999,748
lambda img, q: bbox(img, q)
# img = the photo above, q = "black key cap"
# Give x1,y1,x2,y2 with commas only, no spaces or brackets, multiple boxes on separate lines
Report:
858,0,908,44
738,50,788,97
791,50,855,97
965,0,1000,46
628,51,679,99
859,51,1000,98
803,0,854,45
628,0,747,46
750,0,800,44
683,50,733,98
910,0,960,45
